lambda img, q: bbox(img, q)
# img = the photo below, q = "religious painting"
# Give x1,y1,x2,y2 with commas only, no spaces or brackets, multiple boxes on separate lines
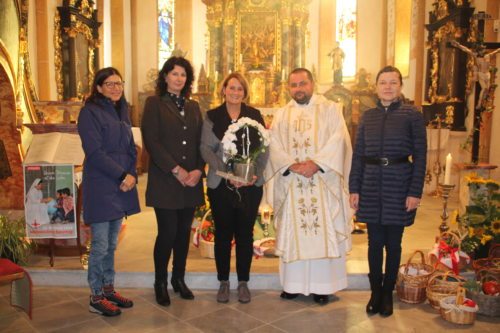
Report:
55,2,99,100
238,11,277,70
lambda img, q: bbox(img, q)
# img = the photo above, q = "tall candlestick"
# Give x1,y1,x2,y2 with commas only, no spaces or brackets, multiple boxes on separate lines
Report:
444,153,452,185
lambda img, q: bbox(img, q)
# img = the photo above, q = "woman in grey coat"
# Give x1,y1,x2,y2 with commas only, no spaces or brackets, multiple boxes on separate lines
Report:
141,57,204,306
349,66,427,317
200,73,268,304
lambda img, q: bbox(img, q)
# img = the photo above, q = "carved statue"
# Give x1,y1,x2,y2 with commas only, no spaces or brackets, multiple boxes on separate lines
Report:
451,40,500,109
328,42,345,85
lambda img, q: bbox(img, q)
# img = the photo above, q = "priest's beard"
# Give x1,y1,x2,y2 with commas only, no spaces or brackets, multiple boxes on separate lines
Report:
293,92,312,105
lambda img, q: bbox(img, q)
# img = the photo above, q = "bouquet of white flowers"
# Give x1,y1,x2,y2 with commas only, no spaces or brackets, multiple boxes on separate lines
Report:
220,117,269,182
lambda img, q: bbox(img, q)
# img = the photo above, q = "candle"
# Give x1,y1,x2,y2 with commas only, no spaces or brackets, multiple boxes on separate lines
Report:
282,68,286,81
214,70,218,82
444,153,452,185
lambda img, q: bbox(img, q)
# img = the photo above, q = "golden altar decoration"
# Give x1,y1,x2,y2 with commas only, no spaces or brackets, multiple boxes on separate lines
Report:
202,0,311,107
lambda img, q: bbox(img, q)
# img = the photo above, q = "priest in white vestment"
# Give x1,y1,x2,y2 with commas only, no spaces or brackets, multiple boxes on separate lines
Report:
265,68,353,305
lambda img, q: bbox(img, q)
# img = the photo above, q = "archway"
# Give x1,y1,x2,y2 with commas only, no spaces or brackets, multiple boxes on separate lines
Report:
0,63,24,209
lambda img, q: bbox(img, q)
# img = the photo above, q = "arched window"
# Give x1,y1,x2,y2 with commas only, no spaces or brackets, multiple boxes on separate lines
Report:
158,0,175,68
336,1,357,79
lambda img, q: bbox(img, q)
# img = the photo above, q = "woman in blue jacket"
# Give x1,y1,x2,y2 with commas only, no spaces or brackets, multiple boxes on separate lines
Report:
78,67,140,317
349,66,427,317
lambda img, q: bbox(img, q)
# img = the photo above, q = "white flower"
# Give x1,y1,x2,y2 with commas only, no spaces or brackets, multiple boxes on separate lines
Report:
221,116,270,162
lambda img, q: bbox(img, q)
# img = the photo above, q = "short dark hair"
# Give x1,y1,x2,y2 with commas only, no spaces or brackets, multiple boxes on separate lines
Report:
289,68,314,82
220,72,249,100
87,67,125,103
376,66,403,85
156,57,194,97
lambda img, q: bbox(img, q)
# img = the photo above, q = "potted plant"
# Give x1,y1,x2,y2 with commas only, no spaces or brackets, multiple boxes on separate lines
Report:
0,214,34,265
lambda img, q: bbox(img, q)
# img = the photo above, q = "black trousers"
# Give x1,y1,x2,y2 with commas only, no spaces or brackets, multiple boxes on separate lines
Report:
208,183,263,282
367,223,405,283
153,207,195,282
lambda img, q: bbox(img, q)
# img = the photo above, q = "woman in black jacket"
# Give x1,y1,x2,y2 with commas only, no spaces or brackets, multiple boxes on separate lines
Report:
349,66,427,317
141,57,204,306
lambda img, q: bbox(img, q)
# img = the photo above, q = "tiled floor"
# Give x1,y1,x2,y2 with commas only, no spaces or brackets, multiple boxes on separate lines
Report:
1,284,499,333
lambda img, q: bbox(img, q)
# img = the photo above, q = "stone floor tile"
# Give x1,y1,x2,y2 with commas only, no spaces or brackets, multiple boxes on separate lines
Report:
50,317,117,333
29,300,96,332
0,312,36,333
148,320,204,333
246,324,288,333
186,307,265,333
160,294,228,321
231,291,308,323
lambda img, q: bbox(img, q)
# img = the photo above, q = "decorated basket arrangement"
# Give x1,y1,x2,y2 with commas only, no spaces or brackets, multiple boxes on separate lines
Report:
193,210,216,258
426,272,466,310
464,270,500,317
396,250,435,304
439,294,479,325
192,210,235,259
428,232,470,274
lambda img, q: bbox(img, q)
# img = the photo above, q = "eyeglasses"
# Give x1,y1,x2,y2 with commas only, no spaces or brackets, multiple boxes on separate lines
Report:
102,81,124,89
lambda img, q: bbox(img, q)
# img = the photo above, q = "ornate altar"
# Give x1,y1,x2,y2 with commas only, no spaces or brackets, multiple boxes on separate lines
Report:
202,0,311,107
54,0,100,101
422,0,473,131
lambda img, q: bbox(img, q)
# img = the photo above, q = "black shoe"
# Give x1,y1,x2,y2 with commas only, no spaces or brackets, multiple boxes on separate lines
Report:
171,278,195,300
154,281,170,306
280,291,299,299
313,294,329,305
379,291,393,317
366,274,383,315
380,279,395,317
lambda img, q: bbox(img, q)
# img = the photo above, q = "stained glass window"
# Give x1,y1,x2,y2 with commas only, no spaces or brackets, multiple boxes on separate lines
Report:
336,1,357,78
158,0,175,68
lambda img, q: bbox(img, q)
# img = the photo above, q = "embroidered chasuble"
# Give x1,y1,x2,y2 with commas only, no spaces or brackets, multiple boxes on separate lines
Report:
265,95,353,264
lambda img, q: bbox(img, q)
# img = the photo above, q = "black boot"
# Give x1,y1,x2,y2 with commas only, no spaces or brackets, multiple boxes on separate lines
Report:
380,279,395,317
171,278,194,300
154,280,170,306
366,274,383,314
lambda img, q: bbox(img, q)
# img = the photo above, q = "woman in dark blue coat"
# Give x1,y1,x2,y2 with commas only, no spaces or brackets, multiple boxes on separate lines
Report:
78,67,140,317
349,66,426,317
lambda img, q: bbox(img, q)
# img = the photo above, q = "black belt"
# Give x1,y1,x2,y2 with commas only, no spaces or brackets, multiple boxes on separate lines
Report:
363,156,410,166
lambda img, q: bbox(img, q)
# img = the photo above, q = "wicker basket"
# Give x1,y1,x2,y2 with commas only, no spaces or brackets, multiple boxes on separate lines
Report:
439,296,478,324
199,238,215,258
466,270,500,317
429,232,469,273
396,250,435,304
472,257,500,280
426,272,466,310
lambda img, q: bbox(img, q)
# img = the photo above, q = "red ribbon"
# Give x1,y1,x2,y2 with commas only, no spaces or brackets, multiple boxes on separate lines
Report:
437,240,459,274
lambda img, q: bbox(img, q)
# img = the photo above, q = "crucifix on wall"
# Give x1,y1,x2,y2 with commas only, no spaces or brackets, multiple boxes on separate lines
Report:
449,11,500,163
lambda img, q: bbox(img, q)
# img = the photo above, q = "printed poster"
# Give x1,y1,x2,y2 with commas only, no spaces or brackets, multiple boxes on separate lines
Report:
23,164,77,239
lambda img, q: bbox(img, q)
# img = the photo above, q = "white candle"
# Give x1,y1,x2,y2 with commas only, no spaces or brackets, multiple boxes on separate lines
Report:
282,68,286,81
444,153,452,185
215,70,218,82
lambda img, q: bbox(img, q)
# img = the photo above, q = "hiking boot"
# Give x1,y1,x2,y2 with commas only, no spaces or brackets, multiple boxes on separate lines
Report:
217,280,230,303
237,281,251,303
89,296,121,316
105,291,134,308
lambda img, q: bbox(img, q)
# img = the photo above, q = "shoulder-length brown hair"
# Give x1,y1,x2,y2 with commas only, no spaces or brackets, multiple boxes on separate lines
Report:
220,72,249,101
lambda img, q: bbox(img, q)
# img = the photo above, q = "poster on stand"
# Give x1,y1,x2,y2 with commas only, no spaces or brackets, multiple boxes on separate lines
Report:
23,164,77,239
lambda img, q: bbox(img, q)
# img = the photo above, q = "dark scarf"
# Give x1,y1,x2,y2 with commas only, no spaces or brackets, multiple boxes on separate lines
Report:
165,92,186,115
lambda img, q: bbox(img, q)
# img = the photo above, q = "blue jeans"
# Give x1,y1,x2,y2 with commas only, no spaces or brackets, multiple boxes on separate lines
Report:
88,218,122,296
